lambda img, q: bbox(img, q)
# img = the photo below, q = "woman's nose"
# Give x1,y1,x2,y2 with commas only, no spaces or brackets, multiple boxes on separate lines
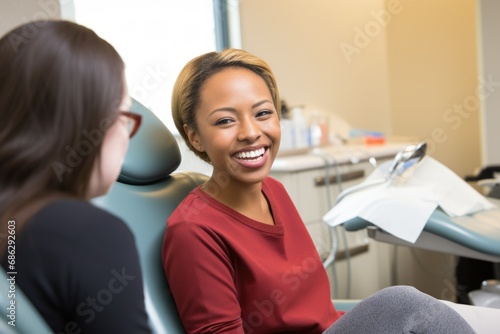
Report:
237,117,261,142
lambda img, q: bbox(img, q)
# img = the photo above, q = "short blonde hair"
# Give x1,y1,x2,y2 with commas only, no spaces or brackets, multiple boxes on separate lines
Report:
171,48,281,163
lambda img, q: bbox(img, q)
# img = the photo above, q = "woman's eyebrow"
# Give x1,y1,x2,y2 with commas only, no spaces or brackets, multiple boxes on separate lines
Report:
208,107,237,117
252,99,273,108
208,100,274,117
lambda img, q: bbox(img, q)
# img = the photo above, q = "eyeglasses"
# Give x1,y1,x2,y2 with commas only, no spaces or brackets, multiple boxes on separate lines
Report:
119,111,142,138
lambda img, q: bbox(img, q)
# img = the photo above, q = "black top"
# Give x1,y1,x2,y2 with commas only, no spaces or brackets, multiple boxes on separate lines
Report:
2,199,151,333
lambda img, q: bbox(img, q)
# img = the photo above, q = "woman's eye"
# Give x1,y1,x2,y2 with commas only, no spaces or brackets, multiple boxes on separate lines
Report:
215,118,234,126
256,109,273,118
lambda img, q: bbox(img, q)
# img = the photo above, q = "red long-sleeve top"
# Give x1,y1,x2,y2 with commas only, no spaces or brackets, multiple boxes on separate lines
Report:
162,177,344,333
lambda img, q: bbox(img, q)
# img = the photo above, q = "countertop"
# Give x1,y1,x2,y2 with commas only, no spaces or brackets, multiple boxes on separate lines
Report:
271,142,411,172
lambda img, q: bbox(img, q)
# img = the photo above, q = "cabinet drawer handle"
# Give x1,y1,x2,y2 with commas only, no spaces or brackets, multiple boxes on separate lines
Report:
314,170,365,187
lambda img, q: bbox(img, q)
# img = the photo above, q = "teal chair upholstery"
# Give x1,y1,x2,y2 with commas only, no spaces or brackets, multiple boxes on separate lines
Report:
0,269,52,333
333,299,358,312
93,99,207,333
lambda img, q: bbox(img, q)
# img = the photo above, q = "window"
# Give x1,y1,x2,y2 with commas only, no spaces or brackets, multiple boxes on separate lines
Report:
69,0,224,132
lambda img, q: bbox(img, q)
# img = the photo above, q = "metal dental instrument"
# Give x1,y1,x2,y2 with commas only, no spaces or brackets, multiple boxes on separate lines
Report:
335,142,428,204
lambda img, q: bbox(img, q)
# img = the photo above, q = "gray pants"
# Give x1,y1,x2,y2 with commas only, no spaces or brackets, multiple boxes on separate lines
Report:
324,286,476,334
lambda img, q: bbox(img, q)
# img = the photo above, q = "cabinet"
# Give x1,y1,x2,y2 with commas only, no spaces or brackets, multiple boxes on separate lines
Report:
271,162,373,258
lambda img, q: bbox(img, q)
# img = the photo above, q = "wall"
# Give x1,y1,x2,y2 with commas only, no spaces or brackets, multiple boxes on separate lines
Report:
239,0,392,136
386,0,481,178
239,0,480,178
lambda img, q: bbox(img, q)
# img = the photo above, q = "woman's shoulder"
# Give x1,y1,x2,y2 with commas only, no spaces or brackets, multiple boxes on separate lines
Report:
168,188,212,226
167,187,238,234
26,199,131,239
11,199,140,277
36,198,121,222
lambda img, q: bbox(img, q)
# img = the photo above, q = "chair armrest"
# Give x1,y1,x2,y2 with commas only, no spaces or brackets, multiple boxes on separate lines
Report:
333,299,360,312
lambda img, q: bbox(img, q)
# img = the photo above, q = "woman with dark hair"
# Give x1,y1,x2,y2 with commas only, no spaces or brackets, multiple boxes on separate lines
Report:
0,20,151,333
163,48,498,333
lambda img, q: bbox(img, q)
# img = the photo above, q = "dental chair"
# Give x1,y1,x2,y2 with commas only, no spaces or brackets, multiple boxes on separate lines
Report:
0,269,52,333
93,99,357,332
93,99,357,331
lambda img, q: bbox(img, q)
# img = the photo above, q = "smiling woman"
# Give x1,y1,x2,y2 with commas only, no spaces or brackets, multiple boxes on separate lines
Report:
163,48,343,333
188,66,280,189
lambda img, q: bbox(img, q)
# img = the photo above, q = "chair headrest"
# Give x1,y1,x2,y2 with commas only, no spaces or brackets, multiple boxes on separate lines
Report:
118,99,181,185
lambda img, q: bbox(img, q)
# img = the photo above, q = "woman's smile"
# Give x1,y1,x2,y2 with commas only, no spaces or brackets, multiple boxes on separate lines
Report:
233,147,269,168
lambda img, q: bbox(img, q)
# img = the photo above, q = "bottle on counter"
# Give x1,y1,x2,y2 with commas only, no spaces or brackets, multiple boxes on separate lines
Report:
310,113,329,147
291,106,310,149
280,117,295,151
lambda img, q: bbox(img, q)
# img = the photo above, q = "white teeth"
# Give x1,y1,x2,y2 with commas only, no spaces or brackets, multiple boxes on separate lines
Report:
235,148,265,159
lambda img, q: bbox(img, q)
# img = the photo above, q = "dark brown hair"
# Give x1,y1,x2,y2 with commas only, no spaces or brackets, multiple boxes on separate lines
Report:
171,48,281,163
0,20,125,230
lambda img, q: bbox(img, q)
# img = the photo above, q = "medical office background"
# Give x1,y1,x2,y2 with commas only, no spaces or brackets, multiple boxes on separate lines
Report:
1,0,499,302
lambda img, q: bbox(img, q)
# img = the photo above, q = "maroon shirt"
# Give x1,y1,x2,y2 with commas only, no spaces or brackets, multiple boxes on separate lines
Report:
163,177,343,333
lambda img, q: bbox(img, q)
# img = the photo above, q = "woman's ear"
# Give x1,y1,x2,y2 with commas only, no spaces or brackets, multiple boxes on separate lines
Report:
183,124,204,152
